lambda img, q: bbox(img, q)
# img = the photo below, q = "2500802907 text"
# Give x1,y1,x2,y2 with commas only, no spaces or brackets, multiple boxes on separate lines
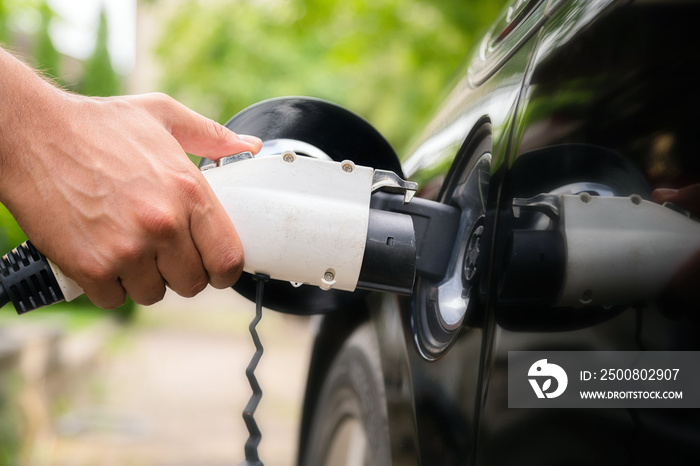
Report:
580,369,679,382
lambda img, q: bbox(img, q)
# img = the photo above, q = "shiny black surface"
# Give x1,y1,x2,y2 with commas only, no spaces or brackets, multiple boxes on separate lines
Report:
478,2,700,464
300,0,700,465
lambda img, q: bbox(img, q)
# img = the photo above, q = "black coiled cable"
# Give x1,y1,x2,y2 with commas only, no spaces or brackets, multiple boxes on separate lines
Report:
239,273,269,466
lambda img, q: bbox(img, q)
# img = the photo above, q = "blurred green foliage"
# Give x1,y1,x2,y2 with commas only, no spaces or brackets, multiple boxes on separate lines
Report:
35,2,59,79
81,7,122,96
155,0,502,155
0,0,58,78
0,0,132,318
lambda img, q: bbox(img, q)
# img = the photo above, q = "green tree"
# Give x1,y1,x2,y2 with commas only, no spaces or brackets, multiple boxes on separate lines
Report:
81,7,122,96
155,0,502,155
0,1,7,43
34,2,60,80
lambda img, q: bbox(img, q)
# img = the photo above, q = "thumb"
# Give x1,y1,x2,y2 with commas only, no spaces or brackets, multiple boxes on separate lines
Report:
652,184,700,215
160,96,262,159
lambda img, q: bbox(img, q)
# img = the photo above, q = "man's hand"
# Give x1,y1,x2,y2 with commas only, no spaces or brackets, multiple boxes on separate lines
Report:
652,185,700,213
652,184,700,306
0,48,261,309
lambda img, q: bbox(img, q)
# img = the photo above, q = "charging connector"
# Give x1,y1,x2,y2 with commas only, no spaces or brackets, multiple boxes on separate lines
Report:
1,152,419,314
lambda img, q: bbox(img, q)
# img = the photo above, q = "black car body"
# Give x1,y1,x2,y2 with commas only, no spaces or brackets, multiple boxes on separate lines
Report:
295,0,700,465
223,0,700,464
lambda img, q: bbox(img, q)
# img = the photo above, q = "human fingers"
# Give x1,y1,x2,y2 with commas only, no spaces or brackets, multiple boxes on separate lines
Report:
187,184,244,289
156,232,210,298
137,93,262,159
118,255,167,305
116,177,211,300
78,271,128,310
652,184,700,215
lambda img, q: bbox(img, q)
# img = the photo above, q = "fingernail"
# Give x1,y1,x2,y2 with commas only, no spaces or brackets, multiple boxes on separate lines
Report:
654,188,678,196
240,134,262,146
652,188,678,202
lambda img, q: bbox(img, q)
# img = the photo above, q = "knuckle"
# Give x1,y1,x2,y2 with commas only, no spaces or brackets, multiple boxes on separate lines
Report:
113,240,143,264
75,253,117,284
133,287,166,306
177,277,208,298
139,92,180,120
103,295,127,310
85,288,126,310
208,248,244,288
207,118,230,140
137,204,180,237
147,92,175,108
173,172,203,202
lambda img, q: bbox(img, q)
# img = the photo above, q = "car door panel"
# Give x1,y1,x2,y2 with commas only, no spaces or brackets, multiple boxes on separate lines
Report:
476,1,700,465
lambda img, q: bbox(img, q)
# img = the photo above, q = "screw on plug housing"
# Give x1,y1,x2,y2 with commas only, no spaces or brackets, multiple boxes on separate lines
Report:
341,161,355,173
282,151,296,163
581,289,593,304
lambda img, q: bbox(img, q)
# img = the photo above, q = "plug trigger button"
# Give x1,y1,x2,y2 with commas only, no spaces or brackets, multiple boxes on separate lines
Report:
220,151,254,166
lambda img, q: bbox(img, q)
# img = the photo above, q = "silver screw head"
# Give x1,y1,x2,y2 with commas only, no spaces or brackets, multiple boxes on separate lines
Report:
581,289,593,304
282,151,296,163
324,270,335,282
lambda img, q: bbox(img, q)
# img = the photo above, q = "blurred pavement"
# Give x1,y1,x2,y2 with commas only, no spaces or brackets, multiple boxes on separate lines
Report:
35,287,316,466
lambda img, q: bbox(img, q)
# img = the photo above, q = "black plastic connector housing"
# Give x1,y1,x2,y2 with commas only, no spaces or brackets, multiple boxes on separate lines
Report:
0,241,64,314
357,209,416,295
370,192,461,282
498,230,566,305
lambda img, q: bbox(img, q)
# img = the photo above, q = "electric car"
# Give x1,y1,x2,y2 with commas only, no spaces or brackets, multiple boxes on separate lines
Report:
222,0,700,464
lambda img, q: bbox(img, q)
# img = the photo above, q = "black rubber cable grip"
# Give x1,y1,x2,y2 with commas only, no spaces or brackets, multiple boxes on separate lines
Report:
0,241,65,314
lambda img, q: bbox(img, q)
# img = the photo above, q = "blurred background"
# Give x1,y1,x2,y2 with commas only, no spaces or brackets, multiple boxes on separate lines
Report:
0,0,500,464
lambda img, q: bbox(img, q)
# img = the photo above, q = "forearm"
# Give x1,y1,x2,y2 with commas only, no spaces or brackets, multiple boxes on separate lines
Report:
0,47,84,242
0,48,65,185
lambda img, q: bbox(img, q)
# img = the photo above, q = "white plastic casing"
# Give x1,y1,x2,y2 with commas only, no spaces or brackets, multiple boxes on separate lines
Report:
48,258,83,302
203,154,374,291
557,194,700,307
